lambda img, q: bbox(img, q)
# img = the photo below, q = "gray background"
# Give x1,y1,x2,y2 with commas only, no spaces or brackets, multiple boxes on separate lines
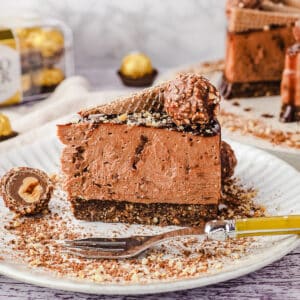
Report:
0,0,226,71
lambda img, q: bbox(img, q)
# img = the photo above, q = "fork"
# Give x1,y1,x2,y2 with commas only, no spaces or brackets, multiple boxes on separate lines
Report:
61,215,300,259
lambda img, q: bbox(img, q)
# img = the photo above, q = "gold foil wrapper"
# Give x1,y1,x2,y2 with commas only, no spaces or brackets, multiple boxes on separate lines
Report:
0,29,22,106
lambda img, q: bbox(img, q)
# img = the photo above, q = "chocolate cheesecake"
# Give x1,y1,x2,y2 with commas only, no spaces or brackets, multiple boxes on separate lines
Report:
280,20,300,122
57,74,236,226
221,0,300,99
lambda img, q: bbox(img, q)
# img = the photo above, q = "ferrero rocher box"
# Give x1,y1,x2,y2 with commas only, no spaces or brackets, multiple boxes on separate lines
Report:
0,29,22,106
0,18,74,106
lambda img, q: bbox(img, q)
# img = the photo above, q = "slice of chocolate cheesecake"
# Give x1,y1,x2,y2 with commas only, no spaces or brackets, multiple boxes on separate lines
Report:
221,0,300,99
58,74,236,226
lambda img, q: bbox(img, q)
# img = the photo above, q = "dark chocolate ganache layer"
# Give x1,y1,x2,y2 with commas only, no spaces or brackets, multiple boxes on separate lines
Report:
78,111,220,137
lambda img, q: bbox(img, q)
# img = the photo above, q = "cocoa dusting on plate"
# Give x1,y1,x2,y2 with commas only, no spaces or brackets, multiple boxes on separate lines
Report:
244,107,252,112
1,177,265,284
232,101,240,107
261,113,274,119
220,110,300,149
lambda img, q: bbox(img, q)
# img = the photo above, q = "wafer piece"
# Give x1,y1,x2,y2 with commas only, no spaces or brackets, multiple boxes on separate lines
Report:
228,7,300,32
79,83,168,118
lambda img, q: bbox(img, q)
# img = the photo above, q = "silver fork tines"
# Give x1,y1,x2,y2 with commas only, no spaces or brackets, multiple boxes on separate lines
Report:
60,227,205,259
65,239,127,248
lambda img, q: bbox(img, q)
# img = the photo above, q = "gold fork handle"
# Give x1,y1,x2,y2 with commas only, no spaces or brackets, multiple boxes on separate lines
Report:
235,215,300,237
205,215,300,241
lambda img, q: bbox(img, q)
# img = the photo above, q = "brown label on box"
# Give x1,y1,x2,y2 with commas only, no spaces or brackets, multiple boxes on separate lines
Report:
0,29,22,106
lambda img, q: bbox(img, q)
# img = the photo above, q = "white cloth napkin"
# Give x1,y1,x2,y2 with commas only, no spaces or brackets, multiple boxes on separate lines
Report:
0,76,124,154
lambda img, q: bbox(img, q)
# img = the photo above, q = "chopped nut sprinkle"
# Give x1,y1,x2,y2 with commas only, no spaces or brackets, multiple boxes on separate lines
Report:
0,176,266,284
220,110,300,150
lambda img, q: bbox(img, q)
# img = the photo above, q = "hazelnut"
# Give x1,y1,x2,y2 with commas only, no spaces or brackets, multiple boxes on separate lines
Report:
118,113,128,122
1,167,53,216
18,177,43,203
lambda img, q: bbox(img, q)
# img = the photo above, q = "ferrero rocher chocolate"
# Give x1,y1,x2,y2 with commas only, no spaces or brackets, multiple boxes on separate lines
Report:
118,52,157,87
221,141,237,180
164,73,221,126
16,27,64,58
33,68,65,87
1,167,53,216
0,113,13,137
0,113,17,141
120,53,153,79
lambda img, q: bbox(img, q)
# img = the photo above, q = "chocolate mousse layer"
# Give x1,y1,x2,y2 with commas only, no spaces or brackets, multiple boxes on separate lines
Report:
58,112,221,206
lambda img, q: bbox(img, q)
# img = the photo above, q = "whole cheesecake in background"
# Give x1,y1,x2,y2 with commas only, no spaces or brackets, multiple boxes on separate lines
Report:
221,0,300,99
280,20,300,122
57,74,237,227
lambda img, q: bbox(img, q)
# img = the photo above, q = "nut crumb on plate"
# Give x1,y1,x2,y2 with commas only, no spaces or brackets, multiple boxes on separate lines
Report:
0,176,266,284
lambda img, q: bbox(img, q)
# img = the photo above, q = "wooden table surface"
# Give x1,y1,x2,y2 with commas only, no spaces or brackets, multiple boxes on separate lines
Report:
0,69,299,300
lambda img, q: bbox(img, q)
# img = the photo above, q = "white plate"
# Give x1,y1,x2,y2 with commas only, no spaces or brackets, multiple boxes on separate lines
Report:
0,136,299,295
157,65,300,170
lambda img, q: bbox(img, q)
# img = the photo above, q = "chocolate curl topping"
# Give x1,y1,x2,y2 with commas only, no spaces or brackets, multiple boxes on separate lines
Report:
163,73,220,126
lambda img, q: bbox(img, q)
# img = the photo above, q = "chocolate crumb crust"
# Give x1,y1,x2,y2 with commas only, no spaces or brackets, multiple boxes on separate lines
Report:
220,75,281,99
1,167,53,216
79,111,221,137
71,199,218,226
